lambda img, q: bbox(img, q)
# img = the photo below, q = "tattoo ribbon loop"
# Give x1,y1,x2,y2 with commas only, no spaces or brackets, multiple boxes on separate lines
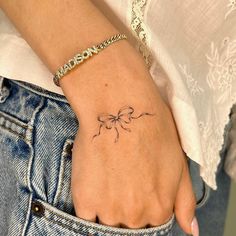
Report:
92,106,154,143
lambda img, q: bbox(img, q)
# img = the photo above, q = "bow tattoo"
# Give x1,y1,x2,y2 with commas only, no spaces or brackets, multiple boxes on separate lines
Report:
92,106,155,143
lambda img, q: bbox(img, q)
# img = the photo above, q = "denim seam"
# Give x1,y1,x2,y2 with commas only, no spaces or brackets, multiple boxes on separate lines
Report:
52,149,66,207
44,212,173,236
27,98,46,192
53,139,73,207
41,204,174,236
10,79,68,104
21,98,46,235
22,194,34,236
21,98,46,236
0,111,30,140
43,216,85,235
0,110,28,128
0,124,26,140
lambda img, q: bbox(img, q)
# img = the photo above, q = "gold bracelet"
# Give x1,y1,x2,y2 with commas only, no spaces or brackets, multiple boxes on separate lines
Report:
53,33,127,86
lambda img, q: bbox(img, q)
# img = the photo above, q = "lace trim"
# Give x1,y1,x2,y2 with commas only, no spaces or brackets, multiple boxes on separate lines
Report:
225,0,236,19
130,0,153,68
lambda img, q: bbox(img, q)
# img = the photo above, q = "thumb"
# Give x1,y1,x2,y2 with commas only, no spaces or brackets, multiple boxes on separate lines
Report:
174,158,199,236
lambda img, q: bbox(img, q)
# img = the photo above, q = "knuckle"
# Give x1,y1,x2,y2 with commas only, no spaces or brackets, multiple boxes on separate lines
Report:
128,205,173,228
122,216,145,229
122,202,145,228
97,216,120,227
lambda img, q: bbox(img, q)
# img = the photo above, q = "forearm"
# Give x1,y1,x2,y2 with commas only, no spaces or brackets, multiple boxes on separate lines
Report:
0,0,154,117
0,0,124,72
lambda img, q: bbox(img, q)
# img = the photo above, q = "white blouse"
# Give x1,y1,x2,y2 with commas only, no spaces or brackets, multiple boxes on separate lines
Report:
0,0,236,190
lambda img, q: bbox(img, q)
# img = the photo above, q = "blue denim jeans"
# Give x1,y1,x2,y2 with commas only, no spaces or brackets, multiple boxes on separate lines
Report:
0,77,231,236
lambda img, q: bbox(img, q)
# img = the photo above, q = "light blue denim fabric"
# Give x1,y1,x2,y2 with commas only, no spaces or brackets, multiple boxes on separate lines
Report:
0,77,174,236
0,77,231,236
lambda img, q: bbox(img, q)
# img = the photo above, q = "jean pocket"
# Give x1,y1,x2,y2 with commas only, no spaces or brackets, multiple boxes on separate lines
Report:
29,138,175,235
27,199,175,236
27,138,174,236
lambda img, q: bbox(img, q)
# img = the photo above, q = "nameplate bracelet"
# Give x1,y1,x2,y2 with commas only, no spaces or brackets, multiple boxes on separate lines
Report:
53,33,127,86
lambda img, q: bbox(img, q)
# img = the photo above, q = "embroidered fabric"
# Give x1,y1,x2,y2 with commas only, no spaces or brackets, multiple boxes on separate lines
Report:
225,0,236,19
178,37,236,188
127,0,236,189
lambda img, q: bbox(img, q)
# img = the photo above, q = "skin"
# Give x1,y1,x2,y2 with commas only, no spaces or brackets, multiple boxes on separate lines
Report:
0,0,196,233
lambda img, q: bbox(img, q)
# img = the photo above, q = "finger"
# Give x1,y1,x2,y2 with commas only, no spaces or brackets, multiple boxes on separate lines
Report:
97,210,148,228
174,158,198,236
97,216,122,227
74,204,97,223
119,222,151,229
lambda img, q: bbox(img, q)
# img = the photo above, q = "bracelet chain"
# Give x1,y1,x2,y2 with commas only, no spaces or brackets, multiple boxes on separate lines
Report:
53,33,127,86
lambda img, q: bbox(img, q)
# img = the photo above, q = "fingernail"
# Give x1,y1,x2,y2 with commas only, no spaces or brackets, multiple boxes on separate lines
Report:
191,216,199,236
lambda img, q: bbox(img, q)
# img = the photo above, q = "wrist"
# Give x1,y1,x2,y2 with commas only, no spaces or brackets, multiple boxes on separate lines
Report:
60,40,149,116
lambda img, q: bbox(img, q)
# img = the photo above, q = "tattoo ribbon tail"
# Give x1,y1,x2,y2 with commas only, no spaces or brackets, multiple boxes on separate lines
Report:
131,112,155,119
92,124,103,141
114,127,119,143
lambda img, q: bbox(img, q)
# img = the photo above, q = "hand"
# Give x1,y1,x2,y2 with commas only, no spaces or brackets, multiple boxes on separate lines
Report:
60,41,196,234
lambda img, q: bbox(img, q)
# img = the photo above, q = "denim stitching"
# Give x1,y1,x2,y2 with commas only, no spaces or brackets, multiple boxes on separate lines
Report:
44,211,174,236
0,123,26,140
22,194,34,236
40,202,174,236
53,139,73,207
22,99,46,236
9,79,68,103
52,148,66,207
0,110,29,129
48,207,174,235
27,98,45,193
0,111,30,140
43,216,85,235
